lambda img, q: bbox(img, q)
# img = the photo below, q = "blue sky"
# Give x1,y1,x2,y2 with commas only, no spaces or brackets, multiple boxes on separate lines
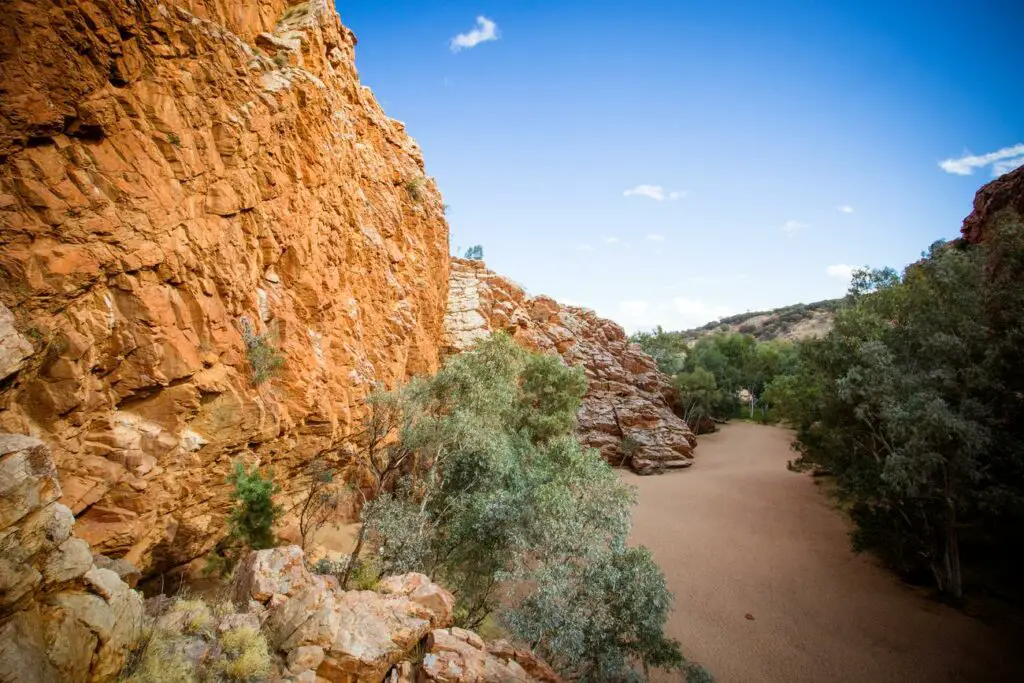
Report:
337,0,1023,331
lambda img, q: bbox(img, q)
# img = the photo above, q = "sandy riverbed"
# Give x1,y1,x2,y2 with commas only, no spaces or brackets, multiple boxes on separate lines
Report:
625,422,1021,683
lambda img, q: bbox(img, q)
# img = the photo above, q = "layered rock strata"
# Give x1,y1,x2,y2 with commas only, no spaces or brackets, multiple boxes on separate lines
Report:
445,258,696,472
0,0,449,574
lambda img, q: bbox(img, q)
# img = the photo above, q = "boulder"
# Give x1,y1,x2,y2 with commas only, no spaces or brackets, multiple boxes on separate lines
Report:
421,628,564,683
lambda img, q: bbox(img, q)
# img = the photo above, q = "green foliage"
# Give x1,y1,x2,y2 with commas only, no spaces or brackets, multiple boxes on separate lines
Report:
405,176,426,202
243,326,285,386
777,216,1024,599
632,326,799,425
227,462,281,551
463,244,484,260
166,132,181,147
355,333,692,681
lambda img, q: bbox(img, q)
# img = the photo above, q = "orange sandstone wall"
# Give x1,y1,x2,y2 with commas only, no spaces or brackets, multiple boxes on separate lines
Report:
0,0,449,573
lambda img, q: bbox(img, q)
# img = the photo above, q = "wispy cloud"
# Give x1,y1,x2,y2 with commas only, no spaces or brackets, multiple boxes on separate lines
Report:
573,244,595,252
623,185,686,201
450,16,499,52
826,264,856,281
686,273,748,284
939,143,1024,177
612,297,733,332
782,220,809,233
601,237,621,244
645,234,665,242
837,205,854,214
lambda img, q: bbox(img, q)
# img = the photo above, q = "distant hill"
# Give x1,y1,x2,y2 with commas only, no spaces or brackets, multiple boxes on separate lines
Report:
682,299,841,342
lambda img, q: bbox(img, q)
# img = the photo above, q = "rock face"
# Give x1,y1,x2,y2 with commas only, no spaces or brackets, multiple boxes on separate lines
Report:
445,258,696,472
0,434,144,683
0,0,449,574
961,165,1024,244
231,546,558,682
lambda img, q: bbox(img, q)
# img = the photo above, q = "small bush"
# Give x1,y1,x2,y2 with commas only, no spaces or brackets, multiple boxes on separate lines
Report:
166,132,181,147
219,626,272,681
243,331,285,386
121,598,273,683
227,462,282,551
121,628,196,683
346,557,382,591
405,176,425,202
463,244,484,260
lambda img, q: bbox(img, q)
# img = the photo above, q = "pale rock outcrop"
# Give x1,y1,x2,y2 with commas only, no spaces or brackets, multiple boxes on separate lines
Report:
0,0,449,575
231,545,555,683
445,259,696,472
0,434,144,683
421,628,563,683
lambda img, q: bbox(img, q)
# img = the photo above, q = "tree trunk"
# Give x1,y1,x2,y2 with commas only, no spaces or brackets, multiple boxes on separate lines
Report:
945,502,962,599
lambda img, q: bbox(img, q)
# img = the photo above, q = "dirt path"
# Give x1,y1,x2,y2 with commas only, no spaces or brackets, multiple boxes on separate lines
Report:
625,422,1020,683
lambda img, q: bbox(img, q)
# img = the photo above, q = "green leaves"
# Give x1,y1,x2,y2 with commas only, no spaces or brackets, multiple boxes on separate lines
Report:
227,462,281,551
357,332,689,680
781,214,1024,599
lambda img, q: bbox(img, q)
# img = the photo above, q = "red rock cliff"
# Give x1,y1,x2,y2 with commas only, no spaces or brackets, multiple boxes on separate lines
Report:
961,165,1024,244
445,258,696,472
0,0,449,573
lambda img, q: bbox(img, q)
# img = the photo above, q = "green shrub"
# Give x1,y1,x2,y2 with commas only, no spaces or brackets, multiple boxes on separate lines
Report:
166,132,181,147
227,462,281,551
355,333,689,681
463,244,484,260
243,330,285,386
405,176,425,202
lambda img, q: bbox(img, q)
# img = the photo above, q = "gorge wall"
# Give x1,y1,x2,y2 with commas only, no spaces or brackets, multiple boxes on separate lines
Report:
0,0,698,582
445,258,696,472
0,0,449,575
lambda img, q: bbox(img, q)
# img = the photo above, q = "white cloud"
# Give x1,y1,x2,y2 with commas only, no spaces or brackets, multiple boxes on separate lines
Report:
450,16,499,52
826,264,856,281
573,244,595,252
623,184,685,201
992,157,1024,177
939,143,1024,177
645,234,665,242
837,205,854,214
782,220,809,233
601,237,621,244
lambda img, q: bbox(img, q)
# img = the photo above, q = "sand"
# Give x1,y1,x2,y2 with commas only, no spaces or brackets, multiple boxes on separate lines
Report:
625,422,1021,683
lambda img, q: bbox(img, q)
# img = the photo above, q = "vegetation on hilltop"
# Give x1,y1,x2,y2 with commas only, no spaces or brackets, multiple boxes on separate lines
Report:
681,298,840,343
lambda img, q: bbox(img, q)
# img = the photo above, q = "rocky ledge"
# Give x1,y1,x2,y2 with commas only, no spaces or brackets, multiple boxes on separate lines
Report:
229,546,562,682
444,258,696,472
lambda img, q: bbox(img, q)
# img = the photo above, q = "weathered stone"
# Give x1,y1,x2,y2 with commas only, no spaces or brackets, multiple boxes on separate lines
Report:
444,259,696,472
231,545,316,604
421,628,564,683
91,554,142,588
287,644,326,674
0,435,60,530
0,303,33,381
0,435,145,682
0,0,449,575
42,537,93,584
